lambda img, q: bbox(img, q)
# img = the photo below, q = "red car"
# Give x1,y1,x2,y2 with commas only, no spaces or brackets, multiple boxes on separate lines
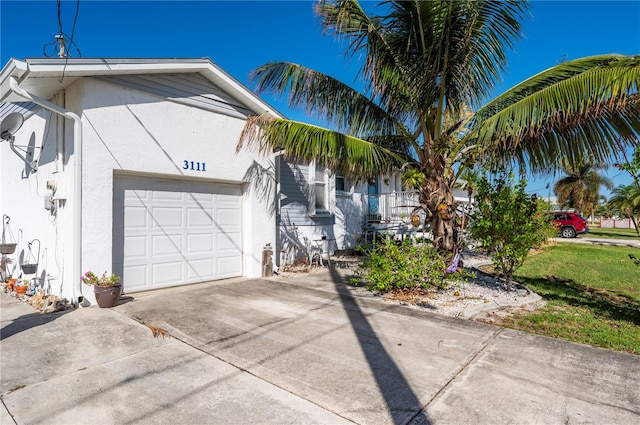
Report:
550,212,589,238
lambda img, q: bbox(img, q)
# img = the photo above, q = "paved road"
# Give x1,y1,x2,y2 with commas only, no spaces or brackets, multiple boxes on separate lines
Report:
2,269,639,424
552,236,640,247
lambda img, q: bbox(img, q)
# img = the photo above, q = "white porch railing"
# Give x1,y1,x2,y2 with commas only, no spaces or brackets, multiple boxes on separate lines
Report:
366,191,421,223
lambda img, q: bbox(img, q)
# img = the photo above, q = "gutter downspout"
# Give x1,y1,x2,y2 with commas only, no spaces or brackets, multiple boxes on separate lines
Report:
9,76,83,305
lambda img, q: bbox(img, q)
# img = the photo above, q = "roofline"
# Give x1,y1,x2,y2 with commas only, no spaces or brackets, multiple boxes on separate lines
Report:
0,57,284,118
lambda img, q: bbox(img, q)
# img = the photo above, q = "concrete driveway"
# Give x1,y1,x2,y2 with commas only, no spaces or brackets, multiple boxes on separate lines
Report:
2,268,639,424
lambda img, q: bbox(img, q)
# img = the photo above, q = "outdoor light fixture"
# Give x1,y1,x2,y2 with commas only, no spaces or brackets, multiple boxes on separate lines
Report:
0,112,38,171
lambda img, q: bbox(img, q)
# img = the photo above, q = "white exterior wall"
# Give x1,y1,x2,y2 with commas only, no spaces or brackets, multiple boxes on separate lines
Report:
1,77,275,304
0,104,74,298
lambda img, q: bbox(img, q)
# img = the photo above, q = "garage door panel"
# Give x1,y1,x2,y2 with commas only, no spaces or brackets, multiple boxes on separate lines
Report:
124,236,148,258
186,233,214,253
152,207,183,227
123,265,148,292
115,175,243,291
218,232,241,251
217,257,241,276
187,259,214,280
125,188,149,201
217,196,241,207
218,209,241,226
152,234,183,256
152,262,183,285
125,207,148,229
189,192,215,202
187,208,214,226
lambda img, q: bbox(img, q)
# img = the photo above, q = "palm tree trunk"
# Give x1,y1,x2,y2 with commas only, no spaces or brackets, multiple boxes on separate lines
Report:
421,173,457,252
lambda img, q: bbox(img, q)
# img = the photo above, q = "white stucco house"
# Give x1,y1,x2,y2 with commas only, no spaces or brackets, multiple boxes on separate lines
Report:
0,57,475,306
0,58,281,306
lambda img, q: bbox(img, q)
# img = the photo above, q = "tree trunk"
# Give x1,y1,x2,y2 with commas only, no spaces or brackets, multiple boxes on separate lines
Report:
421,174,458,253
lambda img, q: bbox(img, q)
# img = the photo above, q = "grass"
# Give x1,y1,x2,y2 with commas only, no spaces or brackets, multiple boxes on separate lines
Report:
503,243,640,355
584,226,639,240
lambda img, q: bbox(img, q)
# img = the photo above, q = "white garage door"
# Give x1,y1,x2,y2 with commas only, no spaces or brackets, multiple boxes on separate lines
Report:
113,176,243,292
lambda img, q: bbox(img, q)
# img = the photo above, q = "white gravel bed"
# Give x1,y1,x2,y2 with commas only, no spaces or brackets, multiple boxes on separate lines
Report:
276,252,541,320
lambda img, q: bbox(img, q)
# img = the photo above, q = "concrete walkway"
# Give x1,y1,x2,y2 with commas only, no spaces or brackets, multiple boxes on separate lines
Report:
1,271,639,424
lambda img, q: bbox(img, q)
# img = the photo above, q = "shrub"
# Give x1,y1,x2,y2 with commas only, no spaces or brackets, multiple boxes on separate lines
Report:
469,174,556,289
352,238,458,292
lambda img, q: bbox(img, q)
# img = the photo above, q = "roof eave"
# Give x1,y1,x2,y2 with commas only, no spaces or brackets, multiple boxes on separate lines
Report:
0,57,284,118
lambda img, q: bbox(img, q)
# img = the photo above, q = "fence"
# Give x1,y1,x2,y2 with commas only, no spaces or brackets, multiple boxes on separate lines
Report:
599,217,635,229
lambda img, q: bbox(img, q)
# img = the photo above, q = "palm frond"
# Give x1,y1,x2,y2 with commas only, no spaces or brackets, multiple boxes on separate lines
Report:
249,61,405,138
237,116,404,178
471,54,640,172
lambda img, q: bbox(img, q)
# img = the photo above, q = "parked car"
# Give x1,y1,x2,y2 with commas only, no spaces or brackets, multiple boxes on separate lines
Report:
549,212,589,238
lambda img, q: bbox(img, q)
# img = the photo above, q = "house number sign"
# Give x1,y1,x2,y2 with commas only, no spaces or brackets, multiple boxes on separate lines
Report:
182,160,207,172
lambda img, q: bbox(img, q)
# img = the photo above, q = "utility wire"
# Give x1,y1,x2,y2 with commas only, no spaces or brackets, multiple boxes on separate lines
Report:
58,0,81,83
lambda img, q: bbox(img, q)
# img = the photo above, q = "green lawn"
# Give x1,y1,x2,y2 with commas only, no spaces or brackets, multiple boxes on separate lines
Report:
504,243,640,355
585,226,639,240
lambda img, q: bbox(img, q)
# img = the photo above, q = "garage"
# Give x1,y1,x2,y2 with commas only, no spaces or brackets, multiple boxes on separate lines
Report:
113,175,243,292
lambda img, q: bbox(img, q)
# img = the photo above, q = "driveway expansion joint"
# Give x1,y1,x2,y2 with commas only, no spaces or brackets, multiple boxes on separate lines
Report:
409,327,504,422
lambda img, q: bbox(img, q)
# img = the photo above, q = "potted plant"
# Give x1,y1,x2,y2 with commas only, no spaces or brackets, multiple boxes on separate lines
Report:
0,214,17,254
15,279,28,295
21,261,38,275
81,271,122,308
0,243,16,255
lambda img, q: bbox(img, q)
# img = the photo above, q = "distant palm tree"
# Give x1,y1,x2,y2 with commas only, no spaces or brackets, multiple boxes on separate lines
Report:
458,169,480,207
553,164,613,217
606,184,640,235
238,0,640,252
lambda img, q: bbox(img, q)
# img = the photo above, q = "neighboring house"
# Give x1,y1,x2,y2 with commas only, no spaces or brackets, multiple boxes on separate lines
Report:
0,58,281,306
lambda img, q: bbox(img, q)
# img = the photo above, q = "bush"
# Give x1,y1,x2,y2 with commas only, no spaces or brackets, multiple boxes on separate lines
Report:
352,238,459,292
469,174,556,289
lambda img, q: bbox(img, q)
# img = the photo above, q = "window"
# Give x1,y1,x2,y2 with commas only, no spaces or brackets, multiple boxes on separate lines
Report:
335,173,346,192
310,161,331,216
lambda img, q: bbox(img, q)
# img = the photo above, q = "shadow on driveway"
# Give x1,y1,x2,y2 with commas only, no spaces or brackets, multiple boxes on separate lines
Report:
1,309,71,340
328,267,430,424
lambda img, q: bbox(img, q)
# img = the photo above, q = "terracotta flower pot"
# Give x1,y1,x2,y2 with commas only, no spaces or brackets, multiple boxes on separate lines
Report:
15,285,27,294
6,278,17,292
94,284,122,308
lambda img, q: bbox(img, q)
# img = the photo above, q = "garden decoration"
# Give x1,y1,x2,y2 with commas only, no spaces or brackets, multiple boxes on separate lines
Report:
21,239,40,275
446,251,462,273
0,214,17,254
1,215,18,283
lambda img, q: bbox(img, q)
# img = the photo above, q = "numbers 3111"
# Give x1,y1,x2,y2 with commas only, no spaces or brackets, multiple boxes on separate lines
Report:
183,160,206,172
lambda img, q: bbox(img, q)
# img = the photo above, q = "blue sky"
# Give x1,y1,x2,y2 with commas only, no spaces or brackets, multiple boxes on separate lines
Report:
2,0,639,197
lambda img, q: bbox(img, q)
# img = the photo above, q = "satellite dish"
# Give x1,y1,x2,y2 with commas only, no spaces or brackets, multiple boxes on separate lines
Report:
0,112,24,141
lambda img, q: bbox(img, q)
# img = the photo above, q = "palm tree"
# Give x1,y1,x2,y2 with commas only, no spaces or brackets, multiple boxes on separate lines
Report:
238,0,640,252
553,164,613,217
606,184,640,235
